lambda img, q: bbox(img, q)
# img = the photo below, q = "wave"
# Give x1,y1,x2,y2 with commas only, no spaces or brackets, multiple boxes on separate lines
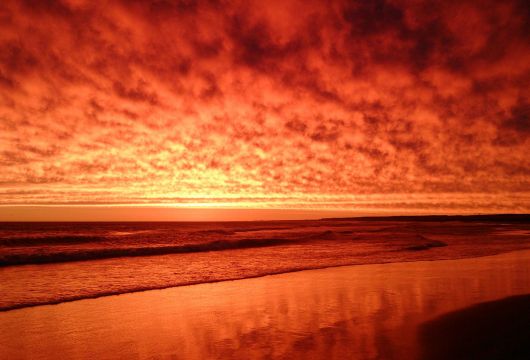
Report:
0,237,302,267
0,250,392,312
0,235,106,246
2,249,522,312
193,229,236,235
0,267,319,312
305,230,341,240
107,230,157,236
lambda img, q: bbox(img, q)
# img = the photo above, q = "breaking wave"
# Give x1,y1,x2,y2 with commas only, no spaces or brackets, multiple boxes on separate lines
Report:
0,236,106,246
0,237,302,267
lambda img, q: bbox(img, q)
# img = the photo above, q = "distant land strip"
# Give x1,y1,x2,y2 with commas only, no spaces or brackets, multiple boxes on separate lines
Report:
322,214,530,223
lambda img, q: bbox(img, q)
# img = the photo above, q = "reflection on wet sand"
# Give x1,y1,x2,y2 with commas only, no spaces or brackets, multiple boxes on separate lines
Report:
1,250,530,359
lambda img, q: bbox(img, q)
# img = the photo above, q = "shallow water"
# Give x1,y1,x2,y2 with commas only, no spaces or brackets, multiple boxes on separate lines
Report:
1,220,530,310
1,250,530,359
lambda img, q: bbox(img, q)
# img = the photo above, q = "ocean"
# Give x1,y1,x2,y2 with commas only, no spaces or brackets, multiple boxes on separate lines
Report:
1,218,529,311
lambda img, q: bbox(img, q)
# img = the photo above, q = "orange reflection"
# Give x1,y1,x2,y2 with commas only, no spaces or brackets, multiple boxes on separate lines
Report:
1,250,530,359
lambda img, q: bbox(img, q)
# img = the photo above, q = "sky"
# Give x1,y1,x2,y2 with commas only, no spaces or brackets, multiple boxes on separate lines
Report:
0,0,529,220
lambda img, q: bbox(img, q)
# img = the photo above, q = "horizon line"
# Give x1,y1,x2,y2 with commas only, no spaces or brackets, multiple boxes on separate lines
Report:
1,213,528,223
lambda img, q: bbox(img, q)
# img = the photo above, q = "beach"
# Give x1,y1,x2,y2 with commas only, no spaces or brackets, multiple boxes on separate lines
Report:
2,219,530,312
1,249,530,359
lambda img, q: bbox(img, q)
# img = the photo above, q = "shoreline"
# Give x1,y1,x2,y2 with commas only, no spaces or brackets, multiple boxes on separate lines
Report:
3,247,530,313
2,246,530,359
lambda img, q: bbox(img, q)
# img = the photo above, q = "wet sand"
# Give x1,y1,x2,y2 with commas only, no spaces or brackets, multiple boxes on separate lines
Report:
1,250,530,359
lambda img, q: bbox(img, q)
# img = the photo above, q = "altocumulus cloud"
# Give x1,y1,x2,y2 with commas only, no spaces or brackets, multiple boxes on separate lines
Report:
0,0,529,213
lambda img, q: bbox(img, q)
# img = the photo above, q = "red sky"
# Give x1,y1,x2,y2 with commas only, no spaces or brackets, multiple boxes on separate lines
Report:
1,0,529,220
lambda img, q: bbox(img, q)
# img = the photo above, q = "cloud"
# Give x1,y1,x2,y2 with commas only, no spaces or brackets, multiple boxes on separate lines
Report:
0,0,529,212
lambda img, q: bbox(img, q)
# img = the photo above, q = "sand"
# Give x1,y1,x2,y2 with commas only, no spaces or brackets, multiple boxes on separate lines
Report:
1,250,530,359
419,294,530,359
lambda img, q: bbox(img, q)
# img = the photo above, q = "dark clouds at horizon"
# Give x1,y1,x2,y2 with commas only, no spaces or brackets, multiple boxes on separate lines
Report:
0,0,529,215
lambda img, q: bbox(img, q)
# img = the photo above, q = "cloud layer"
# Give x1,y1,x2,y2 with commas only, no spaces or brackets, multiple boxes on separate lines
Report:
1,0,529,213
